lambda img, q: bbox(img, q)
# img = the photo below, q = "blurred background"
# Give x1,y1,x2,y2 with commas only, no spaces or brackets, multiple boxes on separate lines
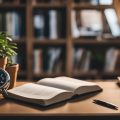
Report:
1,0,120,81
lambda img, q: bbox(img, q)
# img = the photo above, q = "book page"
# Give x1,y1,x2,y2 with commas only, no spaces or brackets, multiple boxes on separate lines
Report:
8,83,73,106
37,76,99,93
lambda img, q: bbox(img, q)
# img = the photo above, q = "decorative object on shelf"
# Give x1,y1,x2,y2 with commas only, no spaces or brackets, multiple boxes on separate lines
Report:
0,32,19,89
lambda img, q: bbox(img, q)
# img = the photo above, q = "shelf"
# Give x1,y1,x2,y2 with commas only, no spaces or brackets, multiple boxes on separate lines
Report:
33,73,65,78
72,70,97,77
100,71,120,76
72,4,113,10
33,3,66,9
72,71,120,78
72,70,120,78
73,39,120,45
0,4,25,9
34,39,66,45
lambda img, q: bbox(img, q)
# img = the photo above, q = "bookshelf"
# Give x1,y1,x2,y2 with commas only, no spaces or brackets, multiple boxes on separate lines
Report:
0,0,120,80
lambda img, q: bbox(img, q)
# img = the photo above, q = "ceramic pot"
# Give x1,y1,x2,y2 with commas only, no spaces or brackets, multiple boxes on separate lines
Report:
6,64,19,89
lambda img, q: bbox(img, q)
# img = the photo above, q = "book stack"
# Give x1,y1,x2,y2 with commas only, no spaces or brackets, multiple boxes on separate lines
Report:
33,48,64,74
73,48,91,72
74,0,113,5
72,10,103,38
0,12,22,39
104,48,120,72
33,9,66,39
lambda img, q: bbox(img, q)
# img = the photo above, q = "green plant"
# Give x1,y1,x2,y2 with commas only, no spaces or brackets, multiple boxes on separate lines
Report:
0,32,17,66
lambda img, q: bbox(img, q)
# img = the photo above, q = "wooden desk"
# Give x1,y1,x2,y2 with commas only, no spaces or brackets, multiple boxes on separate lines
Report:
0,81,120,120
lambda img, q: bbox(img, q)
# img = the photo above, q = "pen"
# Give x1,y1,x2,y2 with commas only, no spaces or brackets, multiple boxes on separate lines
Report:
93,99,118,110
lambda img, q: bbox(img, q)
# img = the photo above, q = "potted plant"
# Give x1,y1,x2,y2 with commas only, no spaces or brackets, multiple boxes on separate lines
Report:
0,32,19,89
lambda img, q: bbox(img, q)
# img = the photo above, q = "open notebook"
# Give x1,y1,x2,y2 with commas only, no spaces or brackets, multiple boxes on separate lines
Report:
8,77,102,106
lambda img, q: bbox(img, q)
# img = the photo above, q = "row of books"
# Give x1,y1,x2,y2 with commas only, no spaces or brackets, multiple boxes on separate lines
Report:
0,0,113,5
72,9,120,38
11,47,120,74
0,12,25,39
33,47,120,74
34,9,66,39
0,8,118,40
33,48,65,74
74,47,120,72
74,0,113,5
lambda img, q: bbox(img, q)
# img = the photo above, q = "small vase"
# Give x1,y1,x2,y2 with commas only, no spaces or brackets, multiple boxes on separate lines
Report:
6,64,19,89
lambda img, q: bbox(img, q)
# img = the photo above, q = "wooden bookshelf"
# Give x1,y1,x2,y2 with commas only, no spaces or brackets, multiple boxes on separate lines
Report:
33,4,66,9
34,39,66,45
74,39,120,45
0,0,120,80
72,4,113,10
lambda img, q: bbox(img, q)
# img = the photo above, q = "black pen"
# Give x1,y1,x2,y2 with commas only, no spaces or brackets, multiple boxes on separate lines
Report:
93,99,118,110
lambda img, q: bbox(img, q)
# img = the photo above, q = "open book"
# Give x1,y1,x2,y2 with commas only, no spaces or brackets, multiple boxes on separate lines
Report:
8,77,102,106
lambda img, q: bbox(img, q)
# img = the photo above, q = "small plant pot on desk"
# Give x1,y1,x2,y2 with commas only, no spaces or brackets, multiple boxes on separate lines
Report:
0,57,7,69
6,64,19,89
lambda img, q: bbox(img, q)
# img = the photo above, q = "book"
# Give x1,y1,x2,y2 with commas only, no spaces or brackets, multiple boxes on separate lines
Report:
33,49,43,73
71,10,103,38
33,12,45,39
104,48,120,72
71,10,81,38
6,12,21,39
34,10,49,39
74,49,91,72
49,10,58,39
7,76,102,106
47,48,62,73
99,0,113,5
104,9,120,37
80,10,103,33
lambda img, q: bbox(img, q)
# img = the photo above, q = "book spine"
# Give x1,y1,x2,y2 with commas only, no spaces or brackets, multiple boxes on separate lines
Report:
33,49,43,73
47,48,62,73
6,12,12,36
34,12,45,39
12,12,20,39
49,10,58,39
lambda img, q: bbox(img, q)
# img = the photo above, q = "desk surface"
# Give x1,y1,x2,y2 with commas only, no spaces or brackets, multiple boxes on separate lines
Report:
0,80,120,116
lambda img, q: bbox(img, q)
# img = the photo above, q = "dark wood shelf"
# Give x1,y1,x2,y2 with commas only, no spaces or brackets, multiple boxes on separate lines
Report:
100,71,120,76
73,39,120,45
34,39,66,45
72,70,98,77
33,3,66,9
33,73,65,78
72,70,120,78
0,4,25,9
72,4,113,10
